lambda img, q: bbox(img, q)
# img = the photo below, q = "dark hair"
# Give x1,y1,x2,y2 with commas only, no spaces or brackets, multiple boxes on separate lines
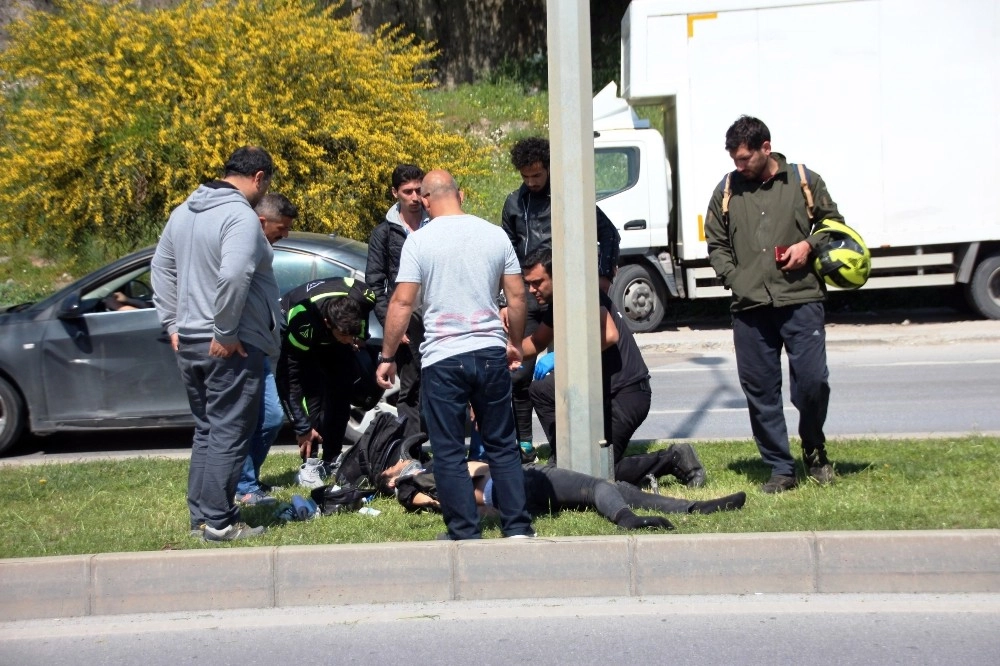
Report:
724,116,770,152
319,296,364,337
392,164,425,190
254,192,298,220
223,146,275,178
510,137,550,170
522,246,552,275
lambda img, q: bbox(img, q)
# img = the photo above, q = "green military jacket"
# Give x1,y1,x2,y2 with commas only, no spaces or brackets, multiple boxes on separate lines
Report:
704,153,844,312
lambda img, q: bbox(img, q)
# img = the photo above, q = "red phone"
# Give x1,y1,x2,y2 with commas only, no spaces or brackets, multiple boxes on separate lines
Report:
775,245,789,264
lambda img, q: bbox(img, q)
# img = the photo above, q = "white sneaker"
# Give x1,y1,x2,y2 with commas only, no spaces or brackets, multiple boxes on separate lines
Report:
296,457,328,489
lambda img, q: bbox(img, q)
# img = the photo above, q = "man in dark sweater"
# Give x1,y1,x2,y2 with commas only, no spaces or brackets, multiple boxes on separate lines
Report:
520,248,705,488
500,137,621,462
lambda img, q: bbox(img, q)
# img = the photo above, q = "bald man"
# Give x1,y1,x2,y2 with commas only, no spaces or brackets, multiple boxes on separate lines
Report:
376,170,534,541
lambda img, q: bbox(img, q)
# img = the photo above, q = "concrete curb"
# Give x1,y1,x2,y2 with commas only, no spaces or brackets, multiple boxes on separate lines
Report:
2,529,997,621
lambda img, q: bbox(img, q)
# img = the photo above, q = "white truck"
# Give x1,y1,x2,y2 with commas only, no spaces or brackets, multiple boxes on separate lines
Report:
595,0,1000,331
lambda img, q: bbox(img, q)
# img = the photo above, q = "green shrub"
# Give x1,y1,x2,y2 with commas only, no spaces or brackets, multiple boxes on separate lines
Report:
0,0,482,253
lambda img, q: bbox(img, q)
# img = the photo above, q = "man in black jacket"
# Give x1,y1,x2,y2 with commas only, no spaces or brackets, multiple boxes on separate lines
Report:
366,164,430,439
500,137,621,462
383,458,745,531
275,277,377,466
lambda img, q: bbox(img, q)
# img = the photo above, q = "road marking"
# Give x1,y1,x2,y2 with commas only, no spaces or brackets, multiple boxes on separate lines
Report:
649,359,1000,373
852,360,1000,367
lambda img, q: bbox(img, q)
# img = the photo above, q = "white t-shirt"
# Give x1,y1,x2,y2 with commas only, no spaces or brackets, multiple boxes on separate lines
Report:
396,214,519,367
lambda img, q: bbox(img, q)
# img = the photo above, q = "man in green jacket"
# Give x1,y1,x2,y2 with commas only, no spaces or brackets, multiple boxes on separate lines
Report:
704,116,842,494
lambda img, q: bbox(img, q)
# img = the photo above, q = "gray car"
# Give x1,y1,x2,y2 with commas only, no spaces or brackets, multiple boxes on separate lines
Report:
0,232,386,456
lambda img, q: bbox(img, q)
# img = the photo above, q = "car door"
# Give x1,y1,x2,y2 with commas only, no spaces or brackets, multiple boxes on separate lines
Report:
39,266,189,426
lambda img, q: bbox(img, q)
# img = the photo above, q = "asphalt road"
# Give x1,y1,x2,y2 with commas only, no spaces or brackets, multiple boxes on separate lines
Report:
636,341,1000,440
3,311,999,464
2,594,998,665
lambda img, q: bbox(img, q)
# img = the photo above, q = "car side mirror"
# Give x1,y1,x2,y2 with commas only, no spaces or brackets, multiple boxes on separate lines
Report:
57,293,84,320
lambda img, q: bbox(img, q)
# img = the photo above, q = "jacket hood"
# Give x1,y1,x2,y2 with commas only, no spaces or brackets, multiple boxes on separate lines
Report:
384,202,430,228
186,181,251,215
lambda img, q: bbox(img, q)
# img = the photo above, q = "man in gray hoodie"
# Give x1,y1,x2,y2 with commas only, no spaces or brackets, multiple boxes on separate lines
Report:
152,146,281,542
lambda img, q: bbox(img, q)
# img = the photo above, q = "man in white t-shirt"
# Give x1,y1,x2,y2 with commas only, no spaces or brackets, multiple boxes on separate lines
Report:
375,170,534,541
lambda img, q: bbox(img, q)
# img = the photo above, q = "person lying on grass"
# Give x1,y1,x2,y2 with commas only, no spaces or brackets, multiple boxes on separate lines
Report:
379,457,746,531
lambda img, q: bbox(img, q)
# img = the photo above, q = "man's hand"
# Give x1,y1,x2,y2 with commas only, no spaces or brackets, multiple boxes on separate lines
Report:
297,429,322,459
506,341,523,372
209,339,246,358
376,361,397,389
169,332,179,352
780,240,813,271
533,352,555,379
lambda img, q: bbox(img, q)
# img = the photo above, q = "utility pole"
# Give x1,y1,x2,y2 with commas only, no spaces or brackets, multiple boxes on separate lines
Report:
545,0,610,478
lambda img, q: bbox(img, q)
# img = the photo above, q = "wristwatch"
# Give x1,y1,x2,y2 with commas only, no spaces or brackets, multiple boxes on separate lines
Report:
377,352,396,364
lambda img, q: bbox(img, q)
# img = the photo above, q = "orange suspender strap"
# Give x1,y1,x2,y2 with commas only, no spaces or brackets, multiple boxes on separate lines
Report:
796,163,815,221
721,172,732,217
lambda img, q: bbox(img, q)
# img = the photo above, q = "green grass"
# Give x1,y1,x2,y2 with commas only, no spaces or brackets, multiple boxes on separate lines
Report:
421,81,549,223
1,436,996,559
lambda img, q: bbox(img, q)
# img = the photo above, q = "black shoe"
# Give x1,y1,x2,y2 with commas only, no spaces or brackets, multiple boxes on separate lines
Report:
660,443,707,488
803,447,834,484
691,491,747,514
761,474,798,494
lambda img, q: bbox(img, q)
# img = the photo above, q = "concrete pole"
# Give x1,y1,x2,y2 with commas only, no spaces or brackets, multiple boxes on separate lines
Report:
545,0,610,478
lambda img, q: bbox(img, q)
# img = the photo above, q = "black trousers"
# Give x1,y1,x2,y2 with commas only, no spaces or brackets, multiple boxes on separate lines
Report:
732,302,830,477
301,345,361,463
522,464,693,522
395,315,425,440
530,372,653,484
509,295,545,444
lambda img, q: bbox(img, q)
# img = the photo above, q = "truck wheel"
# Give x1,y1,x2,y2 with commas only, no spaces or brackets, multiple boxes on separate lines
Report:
0,376,26,456
611,263,666,333
966,252,1000,319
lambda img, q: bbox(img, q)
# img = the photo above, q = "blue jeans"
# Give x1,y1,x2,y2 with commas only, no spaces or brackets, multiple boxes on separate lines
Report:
236,359,283,496
175,340,264,530
421,346,533,540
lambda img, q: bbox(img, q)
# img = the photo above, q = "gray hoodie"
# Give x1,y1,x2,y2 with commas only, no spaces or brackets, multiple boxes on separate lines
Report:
152,182,281,357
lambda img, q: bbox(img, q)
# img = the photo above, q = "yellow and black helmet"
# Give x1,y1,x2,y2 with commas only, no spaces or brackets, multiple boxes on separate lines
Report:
812,219,871,290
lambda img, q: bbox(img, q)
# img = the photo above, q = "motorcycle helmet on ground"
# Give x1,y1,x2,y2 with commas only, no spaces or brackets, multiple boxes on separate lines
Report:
812,219,871,290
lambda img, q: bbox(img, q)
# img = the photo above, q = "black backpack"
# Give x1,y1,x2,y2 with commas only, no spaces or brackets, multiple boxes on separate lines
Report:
310,483,368,514
334,412,426,492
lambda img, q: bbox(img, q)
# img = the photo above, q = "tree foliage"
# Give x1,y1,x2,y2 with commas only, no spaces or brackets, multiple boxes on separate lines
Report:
0,0,481,252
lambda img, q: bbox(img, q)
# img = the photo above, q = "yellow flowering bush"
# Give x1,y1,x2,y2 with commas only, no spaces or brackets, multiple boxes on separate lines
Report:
0,0,482,252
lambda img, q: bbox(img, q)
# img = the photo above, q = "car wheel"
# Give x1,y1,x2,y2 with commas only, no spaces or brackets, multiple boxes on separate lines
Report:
0,376,26,456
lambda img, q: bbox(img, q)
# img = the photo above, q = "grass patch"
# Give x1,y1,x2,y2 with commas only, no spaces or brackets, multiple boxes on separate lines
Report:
1,435,996,559
0,235,140,306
